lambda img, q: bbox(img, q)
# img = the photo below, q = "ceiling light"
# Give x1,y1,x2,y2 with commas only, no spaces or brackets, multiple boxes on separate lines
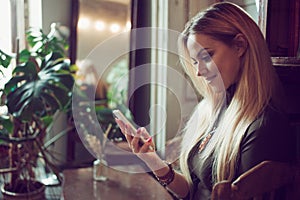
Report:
110,23,120,33
95,20,106,31
78,17,90,30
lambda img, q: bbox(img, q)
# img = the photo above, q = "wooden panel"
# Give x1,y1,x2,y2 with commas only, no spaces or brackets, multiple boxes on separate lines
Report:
273,57,300,162
273,57,300,117
267,0,300,57
288,0,300,56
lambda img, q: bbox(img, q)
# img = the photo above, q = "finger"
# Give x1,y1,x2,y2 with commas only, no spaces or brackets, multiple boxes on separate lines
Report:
124,133,133,149
137,127,151,139
139,137,155,153
115,118,124,127
131,136,140,152
131,125,141,153
124,132,133,143
125,124,135,144
132,146,139,154
131,142,140,153
115,119,125,132
123,124,134,149
124,123,135,137
138,127,155,150
116,119,133,147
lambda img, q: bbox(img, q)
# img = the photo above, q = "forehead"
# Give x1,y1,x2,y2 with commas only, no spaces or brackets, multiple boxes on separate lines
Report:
187,34,215,55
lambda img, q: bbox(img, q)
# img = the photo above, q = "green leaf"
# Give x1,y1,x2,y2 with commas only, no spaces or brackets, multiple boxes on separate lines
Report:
41,115,53,127
4,76,22,94
18,49,31,63
2,24,76,122
15,98,45,121
0,49,13,68
12,61,38,77
0,115,13,133
4,52,74,122
69,64,78,73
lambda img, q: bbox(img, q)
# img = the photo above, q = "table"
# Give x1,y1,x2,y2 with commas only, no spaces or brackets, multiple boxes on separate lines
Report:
62,165,173,200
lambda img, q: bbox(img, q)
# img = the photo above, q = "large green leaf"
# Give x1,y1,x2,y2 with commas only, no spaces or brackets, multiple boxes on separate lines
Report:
4,52,74,122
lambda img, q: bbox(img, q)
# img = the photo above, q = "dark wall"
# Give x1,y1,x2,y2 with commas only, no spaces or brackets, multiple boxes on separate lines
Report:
273,58,300,162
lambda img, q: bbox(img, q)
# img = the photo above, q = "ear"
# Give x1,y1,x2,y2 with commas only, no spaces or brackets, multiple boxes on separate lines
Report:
233,33,248,57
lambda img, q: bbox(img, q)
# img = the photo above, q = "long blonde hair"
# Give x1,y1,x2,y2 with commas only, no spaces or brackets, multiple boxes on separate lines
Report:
178,2,277,193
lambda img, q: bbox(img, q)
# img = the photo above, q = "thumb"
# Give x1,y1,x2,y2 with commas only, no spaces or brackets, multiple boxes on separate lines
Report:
137,127,151,139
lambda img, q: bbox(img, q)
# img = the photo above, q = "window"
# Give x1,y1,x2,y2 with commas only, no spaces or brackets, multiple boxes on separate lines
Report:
0,0,43,116
0,0,12,88
0,0,42,89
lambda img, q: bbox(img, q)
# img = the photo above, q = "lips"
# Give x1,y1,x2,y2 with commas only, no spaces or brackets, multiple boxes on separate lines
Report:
205,74,217,82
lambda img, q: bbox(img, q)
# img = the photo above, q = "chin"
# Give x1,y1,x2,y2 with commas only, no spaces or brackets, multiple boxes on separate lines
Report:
210,76,226,93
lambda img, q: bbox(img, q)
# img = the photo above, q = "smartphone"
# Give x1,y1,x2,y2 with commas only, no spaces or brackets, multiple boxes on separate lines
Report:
112,109,146,145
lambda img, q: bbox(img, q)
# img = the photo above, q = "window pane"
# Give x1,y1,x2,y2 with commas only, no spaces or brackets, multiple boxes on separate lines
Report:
0,0,12,88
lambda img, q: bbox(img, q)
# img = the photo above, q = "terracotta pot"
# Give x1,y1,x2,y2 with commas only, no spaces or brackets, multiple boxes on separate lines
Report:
1,180,45,200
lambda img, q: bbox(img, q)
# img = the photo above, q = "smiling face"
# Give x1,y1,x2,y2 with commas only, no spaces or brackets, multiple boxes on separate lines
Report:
187,33,242,91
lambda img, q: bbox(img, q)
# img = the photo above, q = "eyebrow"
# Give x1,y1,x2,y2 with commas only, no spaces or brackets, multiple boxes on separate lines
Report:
190,48,211,60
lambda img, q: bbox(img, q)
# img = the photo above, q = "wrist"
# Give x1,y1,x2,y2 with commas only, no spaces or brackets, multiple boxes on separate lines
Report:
154,161,175,187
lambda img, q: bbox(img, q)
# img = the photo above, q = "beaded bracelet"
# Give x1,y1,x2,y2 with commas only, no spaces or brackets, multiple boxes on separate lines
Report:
155,161,175,187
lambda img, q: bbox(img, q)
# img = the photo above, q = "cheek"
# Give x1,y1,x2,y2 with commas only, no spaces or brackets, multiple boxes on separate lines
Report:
221,56,240,85
229,58,241,81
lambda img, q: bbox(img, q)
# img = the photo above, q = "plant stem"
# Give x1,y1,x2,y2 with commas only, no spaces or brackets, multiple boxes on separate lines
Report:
10,118,21,188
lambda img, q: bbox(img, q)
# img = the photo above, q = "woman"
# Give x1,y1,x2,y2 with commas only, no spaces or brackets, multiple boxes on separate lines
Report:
115,2,295,199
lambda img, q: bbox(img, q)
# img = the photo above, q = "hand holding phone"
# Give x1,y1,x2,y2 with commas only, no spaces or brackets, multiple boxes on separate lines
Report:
113,109,147,146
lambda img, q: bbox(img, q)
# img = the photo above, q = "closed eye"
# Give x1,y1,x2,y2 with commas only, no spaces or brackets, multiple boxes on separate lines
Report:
191,58,198,65
199,51,213,63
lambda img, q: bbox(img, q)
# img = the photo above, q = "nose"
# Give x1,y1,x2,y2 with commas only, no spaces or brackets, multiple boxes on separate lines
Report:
196,63,208,77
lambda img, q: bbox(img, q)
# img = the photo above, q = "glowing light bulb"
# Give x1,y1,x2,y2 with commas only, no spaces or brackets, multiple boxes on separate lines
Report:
95,20,105,31
110,23,120,33
78,17,90,30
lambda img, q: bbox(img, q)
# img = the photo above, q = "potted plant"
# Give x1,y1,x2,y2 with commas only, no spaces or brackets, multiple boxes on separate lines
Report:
0,26,75,199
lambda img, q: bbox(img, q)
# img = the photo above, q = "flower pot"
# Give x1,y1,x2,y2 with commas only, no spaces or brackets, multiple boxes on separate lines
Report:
0,144,10,169
1,180,45,200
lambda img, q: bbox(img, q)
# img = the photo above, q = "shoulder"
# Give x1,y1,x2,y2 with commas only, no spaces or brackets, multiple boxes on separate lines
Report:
236,104,296,176
244,104,290,140
241,104,295,162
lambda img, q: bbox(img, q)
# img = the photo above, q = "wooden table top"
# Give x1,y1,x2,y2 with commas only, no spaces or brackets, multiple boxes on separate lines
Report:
62,165,173,200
